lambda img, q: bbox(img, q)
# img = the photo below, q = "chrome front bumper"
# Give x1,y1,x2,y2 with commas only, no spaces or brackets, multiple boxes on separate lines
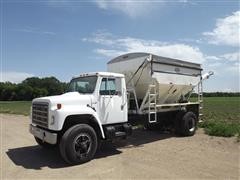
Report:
29,124,57,144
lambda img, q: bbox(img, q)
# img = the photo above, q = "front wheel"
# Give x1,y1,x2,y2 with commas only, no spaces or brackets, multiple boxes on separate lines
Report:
59,124,98,165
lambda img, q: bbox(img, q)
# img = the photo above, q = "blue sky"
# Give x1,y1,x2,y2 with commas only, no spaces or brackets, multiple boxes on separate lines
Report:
1,0,239,92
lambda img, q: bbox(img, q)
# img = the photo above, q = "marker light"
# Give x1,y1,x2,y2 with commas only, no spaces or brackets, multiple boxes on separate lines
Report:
57,103,62,109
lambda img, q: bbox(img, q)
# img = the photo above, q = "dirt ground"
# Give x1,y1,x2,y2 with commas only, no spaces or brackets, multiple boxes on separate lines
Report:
0,114,239,180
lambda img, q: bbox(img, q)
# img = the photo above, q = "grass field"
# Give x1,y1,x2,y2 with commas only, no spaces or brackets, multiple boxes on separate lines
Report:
200,97,240,138
0,97,239,138
0,101,31,116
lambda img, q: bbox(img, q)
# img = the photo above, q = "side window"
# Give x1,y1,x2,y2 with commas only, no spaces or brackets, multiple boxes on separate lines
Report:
100,78,107,93
100,78,118,95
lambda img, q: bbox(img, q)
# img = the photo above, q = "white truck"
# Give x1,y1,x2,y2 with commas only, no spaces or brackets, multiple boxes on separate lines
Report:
29,52,213,164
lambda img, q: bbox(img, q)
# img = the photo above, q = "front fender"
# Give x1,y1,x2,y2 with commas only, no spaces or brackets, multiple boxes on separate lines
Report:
49,105,105,138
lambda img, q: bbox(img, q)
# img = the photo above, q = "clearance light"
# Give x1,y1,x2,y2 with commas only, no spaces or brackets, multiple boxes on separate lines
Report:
57,103,62,109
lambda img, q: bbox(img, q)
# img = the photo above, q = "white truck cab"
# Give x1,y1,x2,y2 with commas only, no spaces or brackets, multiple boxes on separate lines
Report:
30,72,131,164
30,53,213,165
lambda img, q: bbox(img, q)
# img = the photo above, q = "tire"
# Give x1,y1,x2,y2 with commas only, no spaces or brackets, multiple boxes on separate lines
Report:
35,137,56,148
174,111,185,135
59,124,98,165
180,111,197,136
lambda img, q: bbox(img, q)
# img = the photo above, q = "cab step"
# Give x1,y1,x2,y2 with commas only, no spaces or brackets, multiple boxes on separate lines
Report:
115,131,126,137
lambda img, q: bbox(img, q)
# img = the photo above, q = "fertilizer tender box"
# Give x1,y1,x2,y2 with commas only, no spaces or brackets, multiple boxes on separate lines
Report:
29,52,213,164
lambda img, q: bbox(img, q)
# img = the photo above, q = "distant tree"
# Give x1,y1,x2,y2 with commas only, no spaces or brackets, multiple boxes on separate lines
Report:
32,88,48,99
40,77,63,95
0,82,17,100
15,84,33,100
1,76,239,101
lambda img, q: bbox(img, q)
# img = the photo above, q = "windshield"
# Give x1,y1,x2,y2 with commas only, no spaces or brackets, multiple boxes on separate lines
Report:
68,76,98,94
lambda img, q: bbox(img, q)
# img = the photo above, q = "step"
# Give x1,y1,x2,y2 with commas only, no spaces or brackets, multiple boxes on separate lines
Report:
149,111,156,114
199,113,203,116
199,107,203,110
115,131,126,137
149,119,157,123
149,85,156,87
149,103,156,106
149,94,156,96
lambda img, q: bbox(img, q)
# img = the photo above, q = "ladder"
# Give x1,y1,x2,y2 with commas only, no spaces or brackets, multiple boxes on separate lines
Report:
148,84,157,123
198,80,203,122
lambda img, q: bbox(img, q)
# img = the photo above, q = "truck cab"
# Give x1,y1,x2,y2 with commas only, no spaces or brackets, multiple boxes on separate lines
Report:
30,72,131,164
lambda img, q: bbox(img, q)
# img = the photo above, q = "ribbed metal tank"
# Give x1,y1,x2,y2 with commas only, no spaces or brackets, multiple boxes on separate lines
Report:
107,52,202,104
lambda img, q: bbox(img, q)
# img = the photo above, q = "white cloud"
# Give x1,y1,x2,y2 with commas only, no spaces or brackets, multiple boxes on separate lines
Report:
203,11,240,46
225,64,240,75
220,52,240,62
83,32,205,63
205,56,221,61
94,0,160,18
1,72,34,83
12,27,56,35
95,49,126,57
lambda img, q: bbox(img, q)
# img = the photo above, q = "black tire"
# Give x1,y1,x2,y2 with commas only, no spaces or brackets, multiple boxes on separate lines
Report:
59,124,98,165
35,137,56,148
180,111,197,136
174,111,185,135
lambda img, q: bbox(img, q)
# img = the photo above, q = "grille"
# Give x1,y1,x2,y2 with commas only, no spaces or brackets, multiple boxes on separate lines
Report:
32,102,49,128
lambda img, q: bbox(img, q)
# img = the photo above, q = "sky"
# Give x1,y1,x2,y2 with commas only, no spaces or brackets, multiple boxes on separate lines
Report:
0,0,239,92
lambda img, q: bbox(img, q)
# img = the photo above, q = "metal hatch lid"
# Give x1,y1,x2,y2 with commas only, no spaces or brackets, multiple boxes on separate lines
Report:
107,52,202,70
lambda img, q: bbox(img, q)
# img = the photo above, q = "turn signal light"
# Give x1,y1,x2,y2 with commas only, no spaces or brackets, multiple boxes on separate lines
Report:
57,103,62,109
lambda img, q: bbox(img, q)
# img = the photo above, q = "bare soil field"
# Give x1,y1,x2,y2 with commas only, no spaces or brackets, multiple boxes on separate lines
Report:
0,114,239,180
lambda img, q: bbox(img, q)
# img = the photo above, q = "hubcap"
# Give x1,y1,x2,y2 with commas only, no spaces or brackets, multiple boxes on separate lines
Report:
188,117,195,132
73,133,91,158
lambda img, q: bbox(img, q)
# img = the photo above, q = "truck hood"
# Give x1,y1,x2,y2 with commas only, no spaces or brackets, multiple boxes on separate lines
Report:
33,92,92,107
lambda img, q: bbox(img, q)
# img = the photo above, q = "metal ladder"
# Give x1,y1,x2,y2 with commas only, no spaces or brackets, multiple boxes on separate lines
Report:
148,84,157,123
198,80,203,122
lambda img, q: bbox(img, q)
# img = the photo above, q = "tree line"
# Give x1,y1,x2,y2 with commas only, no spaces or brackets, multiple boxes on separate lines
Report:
0,76,239,101
191,92,240,97
0,77,68,101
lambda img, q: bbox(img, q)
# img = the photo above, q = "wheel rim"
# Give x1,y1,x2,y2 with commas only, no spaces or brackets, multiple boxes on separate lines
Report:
188,117,195,132
73,133,92,158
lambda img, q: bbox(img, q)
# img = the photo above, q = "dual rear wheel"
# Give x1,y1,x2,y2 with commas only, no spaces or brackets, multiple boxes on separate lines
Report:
175,111,197,136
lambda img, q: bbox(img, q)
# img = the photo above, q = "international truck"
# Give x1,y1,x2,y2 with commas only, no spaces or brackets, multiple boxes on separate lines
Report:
29,52,213,164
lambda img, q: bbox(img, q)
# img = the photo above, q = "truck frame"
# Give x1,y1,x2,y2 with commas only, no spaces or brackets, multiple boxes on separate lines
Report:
29,53,213,164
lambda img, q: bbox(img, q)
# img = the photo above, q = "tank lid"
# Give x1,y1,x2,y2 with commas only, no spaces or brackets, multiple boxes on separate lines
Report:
107,52,202,70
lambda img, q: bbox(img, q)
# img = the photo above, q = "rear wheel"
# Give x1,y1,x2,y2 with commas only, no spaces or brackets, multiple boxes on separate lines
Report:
35,137,56,148
175,111,197,136
59,124,98,165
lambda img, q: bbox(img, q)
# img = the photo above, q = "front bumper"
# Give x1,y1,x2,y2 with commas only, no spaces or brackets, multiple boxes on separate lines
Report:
29,124,57,144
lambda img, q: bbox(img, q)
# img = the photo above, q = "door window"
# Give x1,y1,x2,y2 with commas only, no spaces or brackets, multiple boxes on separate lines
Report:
100,78,120,95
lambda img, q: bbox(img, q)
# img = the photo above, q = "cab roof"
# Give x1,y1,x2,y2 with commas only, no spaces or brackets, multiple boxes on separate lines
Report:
72,72,124,79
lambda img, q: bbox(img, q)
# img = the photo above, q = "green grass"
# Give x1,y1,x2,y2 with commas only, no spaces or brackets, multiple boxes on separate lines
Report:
0,101,31,116
198,97,240,138
0,97,240,138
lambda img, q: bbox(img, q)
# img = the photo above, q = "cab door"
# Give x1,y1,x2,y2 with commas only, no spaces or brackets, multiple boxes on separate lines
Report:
98,77,125,124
